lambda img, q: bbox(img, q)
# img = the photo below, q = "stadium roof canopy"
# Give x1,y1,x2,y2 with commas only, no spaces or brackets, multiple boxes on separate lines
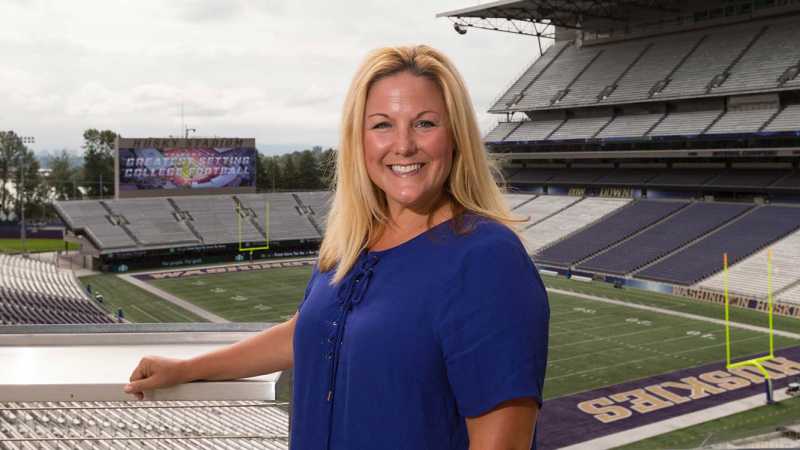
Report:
437,0,683,47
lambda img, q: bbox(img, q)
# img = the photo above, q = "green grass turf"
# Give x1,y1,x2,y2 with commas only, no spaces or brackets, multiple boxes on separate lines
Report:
78,274,207,323
543,275,800,336
616,395,800,449
147,266,313,323
0,239,78,253
543,291,797,399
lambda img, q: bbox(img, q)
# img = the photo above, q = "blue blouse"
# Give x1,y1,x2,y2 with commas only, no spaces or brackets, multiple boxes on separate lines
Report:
291,214,550,450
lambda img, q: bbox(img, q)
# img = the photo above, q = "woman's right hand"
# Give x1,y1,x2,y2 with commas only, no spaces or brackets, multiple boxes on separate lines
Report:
124,355,189,400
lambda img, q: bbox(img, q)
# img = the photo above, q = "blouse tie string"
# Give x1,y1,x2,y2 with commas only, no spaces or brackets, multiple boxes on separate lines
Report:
326,253,380,403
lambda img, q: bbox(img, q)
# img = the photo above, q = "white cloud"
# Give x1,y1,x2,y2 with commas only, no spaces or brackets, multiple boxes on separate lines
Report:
0,0,541,153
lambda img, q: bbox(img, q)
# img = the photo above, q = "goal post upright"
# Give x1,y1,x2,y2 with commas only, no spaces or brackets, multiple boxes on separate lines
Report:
723,249,776,404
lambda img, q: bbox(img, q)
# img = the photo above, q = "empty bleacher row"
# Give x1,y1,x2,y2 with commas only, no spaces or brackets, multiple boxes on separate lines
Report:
502,194,800,294
637,205,800,285
490,17,800,113
521,197,631,254
0,400,289,450
535,200,690,266
578,202,753,275
486,101,800,143
55,192,329,253
698,230,800,301
505,168,799,191
0,255,112,325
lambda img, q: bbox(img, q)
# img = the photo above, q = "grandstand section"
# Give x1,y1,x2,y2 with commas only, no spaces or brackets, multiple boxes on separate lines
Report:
521,197,630,254
698,230,800,300
514,194,581,227
0,255,111,325
294,191,331,228
503,193,536,210
778,283,800,306
535,200,689,267
636,205,800,285
55,193,324,272
578,202,753,275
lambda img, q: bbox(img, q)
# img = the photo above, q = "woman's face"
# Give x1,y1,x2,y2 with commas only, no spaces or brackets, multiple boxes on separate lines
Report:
363,71,454,214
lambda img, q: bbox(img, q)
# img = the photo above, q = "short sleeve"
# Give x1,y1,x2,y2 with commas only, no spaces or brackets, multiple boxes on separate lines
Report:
297,265,319,312
436,234,549,417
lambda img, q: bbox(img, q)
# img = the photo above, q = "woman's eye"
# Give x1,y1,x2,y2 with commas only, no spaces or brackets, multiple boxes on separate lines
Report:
372,122,390,129
416,120,435,128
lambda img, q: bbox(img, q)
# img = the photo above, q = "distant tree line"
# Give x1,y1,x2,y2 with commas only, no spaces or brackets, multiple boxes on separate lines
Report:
0,128,335,224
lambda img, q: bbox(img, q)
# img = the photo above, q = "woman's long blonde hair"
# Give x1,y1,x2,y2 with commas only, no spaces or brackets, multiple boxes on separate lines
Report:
319,44,522,283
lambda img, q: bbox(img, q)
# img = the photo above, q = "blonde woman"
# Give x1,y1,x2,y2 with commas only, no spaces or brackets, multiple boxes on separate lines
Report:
126,45,550,450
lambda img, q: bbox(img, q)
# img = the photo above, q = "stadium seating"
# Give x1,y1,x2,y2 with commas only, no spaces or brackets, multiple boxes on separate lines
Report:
698,229,800,300
55,200,137,249
777,282,800,306
503,193,536,210
636,205,800,285
534,200,689,266
504,117,564,141
103,198,200,246
493,18,800,112
484,121,520,142
490,41,570,112
560,40,650,106
772,171,800,188
645,170,718,187
0,399,289,449
515,195,582,228
171,196,263,245
56,193,324,252
704,171,786,188
0,254,111,325
514,43,602,110
606,33,702,104
597,113,664,138
656,24,763,99
522,197,630,254
711,19,800,94
548,115,612,140
548,170,605,184
237,193,320,241
595,170,659,185
705,106,779,135
763,104,800,132
578,202,752,275
295,191,332,231
508,168,560,184
648,108,723,136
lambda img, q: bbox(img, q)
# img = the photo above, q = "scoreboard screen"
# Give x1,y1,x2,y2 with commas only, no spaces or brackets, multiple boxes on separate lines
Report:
116,138,257,198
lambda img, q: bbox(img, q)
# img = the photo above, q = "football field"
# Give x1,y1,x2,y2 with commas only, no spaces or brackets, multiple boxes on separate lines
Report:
107,265,800,401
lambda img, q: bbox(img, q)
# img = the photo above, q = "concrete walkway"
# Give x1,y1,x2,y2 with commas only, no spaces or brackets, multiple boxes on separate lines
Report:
118,274,229,324
547,287,800,340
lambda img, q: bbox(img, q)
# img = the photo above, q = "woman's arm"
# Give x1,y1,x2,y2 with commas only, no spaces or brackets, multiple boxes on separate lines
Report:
465,398,539,450
125,312,298,399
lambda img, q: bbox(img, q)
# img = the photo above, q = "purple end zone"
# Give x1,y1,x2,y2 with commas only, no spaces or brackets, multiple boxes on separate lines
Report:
538,346,800,449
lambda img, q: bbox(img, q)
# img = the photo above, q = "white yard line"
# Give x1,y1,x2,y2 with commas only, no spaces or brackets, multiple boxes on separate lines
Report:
118,274,229,324
546,335,766,382
561,388,796,450
547,287,800,340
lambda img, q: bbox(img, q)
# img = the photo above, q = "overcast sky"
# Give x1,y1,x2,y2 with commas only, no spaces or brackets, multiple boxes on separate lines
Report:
1,0,543,156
